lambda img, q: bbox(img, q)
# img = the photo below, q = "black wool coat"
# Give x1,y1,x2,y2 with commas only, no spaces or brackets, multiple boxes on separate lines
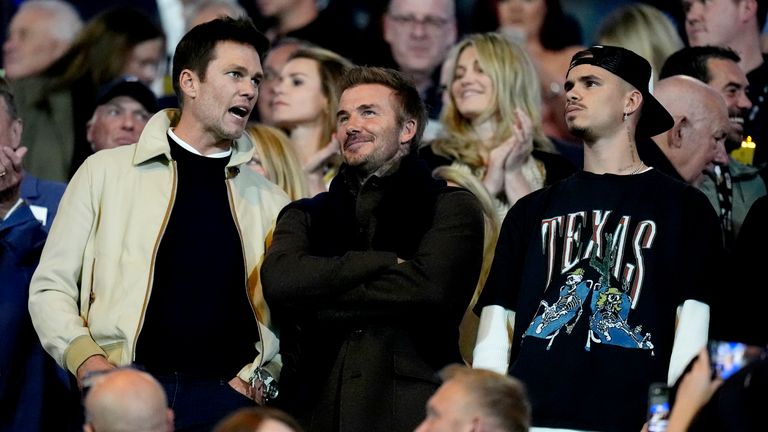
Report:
262,155,485,432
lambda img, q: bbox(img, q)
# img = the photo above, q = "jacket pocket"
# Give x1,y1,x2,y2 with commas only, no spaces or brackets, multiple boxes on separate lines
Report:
101,341,125,365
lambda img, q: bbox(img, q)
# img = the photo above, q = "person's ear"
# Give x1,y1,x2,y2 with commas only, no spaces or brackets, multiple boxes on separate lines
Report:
740,0,758,23
624,90,642,117
179,69,199,100
399,118,417,145
165,409,174,432
10,118,22,149
383,14,395,44
671,116,688,149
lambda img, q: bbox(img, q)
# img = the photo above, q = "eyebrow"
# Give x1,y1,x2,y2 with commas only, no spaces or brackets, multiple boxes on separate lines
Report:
357,103,380,111
578,74,602,83
225,63,264,79
336,103,382,118
564,74,602,89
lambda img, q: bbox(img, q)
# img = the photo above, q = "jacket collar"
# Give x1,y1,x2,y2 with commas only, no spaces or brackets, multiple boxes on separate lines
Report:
132,108,254,167
20,175,40,200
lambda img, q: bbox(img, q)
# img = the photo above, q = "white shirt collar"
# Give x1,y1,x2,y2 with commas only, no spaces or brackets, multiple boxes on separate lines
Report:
167,128,232,159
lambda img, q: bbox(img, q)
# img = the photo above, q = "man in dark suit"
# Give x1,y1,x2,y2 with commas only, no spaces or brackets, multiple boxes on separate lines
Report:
0,75,70,432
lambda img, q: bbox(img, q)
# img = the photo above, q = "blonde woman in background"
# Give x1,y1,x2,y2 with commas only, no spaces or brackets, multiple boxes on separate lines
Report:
423,33,574,216
423,33,574,363
490,0,584,143
272,47,352,195
245,124,310,201
596,4,683,82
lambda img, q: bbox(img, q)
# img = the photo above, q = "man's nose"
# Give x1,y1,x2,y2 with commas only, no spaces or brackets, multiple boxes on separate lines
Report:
121,113,136,130
738,92,753,110
411,19,428,38
713,141,729,165
345,116,362,134
686,2,703,23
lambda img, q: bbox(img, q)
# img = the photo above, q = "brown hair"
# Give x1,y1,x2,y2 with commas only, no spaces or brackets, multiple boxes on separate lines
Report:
286,47,353,149
46,6,164,90
212,407,304,432
339,66,427,150
440,365,531,432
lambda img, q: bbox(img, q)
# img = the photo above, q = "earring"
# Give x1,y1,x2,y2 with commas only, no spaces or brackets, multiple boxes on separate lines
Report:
622,112,628,122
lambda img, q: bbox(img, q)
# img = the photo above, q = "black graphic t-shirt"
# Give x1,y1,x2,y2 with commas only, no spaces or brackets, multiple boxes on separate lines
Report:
476,169,724,432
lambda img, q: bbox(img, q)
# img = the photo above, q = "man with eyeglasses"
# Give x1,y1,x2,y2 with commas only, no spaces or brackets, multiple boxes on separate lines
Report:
383,0,457,119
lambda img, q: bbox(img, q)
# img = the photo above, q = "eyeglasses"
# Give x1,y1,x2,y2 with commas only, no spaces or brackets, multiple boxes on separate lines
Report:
388,14,451,33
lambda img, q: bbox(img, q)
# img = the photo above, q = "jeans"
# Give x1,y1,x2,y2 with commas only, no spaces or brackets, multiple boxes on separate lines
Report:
152,372,255,432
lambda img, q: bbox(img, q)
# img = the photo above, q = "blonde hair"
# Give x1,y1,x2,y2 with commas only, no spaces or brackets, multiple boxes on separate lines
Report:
245,125,310,200
287,47,353,152
597,4,683,83
435,33,554,174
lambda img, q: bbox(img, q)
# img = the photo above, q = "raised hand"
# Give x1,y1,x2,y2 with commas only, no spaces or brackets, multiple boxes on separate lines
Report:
0,146,27,218
502,108,534,172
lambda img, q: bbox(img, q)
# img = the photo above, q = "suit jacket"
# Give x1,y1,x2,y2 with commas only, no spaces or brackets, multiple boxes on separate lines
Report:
20,175,66,232
0,204,71,432
262,155,484,432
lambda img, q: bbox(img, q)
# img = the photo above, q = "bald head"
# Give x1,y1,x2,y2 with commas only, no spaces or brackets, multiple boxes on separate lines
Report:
653,75,729,186
84,369,173,432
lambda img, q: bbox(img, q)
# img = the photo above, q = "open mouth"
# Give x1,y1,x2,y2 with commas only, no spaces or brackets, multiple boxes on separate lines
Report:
460,90,483,98
229,106,250,118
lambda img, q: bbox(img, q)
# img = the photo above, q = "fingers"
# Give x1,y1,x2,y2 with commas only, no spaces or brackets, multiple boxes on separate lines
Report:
0,146,25,174
513,108,534,151
0,147,25,194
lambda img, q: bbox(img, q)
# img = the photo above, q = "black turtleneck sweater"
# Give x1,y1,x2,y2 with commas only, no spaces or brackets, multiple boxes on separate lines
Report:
135,136,258,378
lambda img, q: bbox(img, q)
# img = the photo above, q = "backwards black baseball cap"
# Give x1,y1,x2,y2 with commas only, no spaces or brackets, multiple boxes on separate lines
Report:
95,76,159,114
567,45,674,138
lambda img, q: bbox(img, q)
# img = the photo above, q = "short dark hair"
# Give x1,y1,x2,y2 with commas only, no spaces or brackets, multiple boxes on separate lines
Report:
338,66,427,150
172,17,269,104
439,365,530,432
660,46,741,83
0,77,19,120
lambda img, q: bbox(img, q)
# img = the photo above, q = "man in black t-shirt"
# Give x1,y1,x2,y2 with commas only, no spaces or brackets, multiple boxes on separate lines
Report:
473,46,725,431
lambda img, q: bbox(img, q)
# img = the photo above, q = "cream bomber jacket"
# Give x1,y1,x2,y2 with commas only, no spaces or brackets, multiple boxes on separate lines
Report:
28,109,290,382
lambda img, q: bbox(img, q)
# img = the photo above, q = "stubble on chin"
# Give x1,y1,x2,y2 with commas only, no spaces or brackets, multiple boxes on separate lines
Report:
568,124,596,143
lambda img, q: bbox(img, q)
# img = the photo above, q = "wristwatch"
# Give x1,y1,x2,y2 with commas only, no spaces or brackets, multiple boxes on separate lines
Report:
249,366,279,403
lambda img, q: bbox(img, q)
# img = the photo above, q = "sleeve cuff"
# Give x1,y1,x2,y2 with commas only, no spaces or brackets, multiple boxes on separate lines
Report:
65,335,108,375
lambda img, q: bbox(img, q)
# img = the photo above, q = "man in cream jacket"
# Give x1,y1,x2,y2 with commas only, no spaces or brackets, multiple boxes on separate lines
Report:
29,17,288,430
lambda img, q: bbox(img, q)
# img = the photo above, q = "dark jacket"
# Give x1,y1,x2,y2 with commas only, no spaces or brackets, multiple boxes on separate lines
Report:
0,205,71,431
262,155,484,432
20,175,66,232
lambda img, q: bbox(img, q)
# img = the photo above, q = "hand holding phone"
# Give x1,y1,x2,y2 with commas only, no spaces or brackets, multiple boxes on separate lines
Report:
647,382,670,432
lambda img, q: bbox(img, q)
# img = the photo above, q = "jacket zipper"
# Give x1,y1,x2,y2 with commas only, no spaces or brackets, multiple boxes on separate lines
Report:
226,177,266,369
132,160,178,361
